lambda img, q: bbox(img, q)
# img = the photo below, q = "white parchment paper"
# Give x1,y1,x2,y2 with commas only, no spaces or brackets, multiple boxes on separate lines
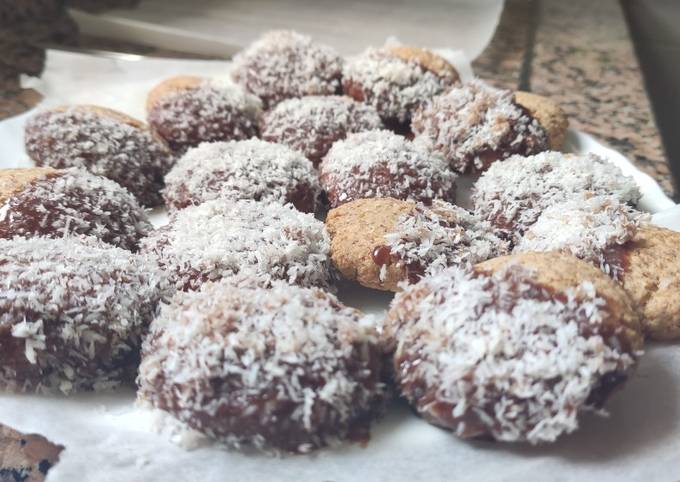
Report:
0,49,679,482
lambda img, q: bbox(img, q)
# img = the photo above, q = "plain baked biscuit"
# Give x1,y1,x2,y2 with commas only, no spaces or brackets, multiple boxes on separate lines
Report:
604,225,680,340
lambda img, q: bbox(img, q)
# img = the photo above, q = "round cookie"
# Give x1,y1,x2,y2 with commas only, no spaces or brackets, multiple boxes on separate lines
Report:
343,45,460,132
146,76,262,153
231,30,343,109
388,252,643,443
0,236,168,394
515,194,646,279
163,139,321,213
473,151,641,243
411,80,555,173
24,105,173,207
603,225,680,341
0,167,151,251
326,197,508,291
319,129,457,208
514,91,569,150
137,280,385,454
260,95,383,166
140,199,332,291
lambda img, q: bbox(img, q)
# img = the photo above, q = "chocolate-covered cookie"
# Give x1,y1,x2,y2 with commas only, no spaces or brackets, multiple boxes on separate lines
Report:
0,167,151,251
319,130,457,208
343,46,459,133
412,80,560,173
260,95,383,166
388,252,643,443
163,139,321,213
137,280,385,453
0,236,168,394
25,105,173,207
141,199,333,291
147,76,262,153
231,30,343,109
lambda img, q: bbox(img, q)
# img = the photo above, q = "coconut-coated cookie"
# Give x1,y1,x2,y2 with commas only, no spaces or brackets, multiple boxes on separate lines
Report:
411,80,551,173
146,76,262,153
388,252,643,444
0,167,151,251
137,280,385,454
0,236,168,394
473,151,641,243
515,194,646,279
319,129,457,208
260,95,383,166
140,199,333,292
343,45,459,133
326,197,508,291
24,105,173,207
603,225,680,340
231,30,343,109
162,139,321,213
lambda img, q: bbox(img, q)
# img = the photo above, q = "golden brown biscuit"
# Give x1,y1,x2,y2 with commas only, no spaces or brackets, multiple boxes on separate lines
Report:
326,197,508,291
386,46,460,82
0,167,57,205
514,91,569,150
604,225,680,340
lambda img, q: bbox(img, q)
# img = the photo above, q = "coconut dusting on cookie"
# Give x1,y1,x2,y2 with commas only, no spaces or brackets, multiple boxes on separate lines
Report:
0,168,151,251
0,236,168,394
25,107,173,206
381,200,509,283
412,79,548,172
260,95,383,165
515,195,648,279
141,199,332,291
231,30,343,108
148,79,262,151
163,138,321,212
473,151,641,240
343,47,457,124
137,281,385,454
391,264,639,444
319,129,457,207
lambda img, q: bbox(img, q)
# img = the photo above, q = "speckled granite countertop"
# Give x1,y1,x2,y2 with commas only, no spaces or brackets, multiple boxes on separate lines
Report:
474,0,675,198
0,0,676,479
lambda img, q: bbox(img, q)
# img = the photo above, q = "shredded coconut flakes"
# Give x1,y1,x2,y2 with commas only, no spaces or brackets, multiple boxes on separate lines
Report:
137,281,385,453
382,200,509,282
163,138,321,211
141,199,333,291
472,151,641,241
0,236,169,394
412,79,548,172
391,264,638,444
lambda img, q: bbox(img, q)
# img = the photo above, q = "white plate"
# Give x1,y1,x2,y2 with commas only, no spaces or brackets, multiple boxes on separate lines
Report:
1,50,680,482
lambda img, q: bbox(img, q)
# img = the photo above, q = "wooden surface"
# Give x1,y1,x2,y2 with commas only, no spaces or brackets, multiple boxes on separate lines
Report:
0,1,676,479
